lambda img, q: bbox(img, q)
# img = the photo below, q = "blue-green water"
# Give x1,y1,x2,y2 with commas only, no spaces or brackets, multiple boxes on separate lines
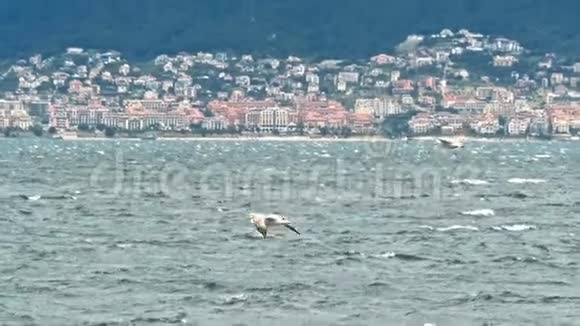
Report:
1,139,579,325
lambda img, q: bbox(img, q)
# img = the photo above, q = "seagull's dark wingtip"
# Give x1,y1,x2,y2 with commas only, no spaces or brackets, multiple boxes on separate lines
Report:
285,224,301,236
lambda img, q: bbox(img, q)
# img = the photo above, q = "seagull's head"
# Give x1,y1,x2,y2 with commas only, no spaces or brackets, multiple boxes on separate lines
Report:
275,215,291,225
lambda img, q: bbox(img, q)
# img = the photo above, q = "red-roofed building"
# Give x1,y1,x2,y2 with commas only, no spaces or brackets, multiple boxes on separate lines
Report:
420,77,436,90
208,99,278,127
49,105,70,130
507,116,531,135
409,113,437,134
244,107,298,132
444,96,487,114
370,54,396,65
185,107,204,124
547,106,580,134
470,113,499,135
434,112,465,133
349,112,374,134
296,100,351,129
392,80,414,94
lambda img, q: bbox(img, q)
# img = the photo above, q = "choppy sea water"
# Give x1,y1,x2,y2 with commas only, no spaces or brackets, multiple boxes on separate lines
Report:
1,138,579,326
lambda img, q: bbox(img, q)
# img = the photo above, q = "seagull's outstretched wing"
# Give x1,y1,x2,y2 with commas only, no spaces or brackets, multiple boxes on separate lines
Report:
438,138,463,149
265,216,278,225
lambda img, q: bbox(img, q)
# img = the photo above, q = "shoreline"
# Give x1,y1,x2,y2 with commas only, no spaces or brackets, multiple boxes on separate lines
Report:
47,136,393,142
1,132,575,142
149,136,550,142
4,135,572,142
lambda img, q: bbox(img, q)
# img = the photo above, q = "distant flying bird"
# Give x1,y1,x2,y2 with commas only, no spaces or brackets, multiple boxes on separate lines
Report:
250,213,301,239
19,194,41,201
438,138,465,149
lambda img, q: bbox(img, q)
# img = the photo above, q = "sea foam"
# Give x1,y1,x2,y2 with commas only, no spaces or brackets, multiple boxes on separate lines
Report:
451,179,489,186
436,225,479,232
508,178,546,184
461,209,495,217
492,224,537,232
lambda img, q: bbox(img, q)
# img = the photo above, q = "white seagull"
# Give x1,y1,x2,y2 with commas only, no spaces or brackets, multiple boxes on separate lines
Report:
250,213,301,239
438,138,465,149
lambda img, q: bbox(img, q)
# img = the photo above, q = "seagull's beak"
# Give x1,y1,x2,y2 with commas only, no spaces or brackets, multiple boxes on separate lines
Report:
284,224,301,236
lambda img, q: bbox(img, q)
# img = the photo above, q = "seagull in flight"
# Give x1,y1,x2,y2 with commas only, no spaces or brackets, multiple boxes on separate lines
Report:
250,213,301,239
438,138,465,149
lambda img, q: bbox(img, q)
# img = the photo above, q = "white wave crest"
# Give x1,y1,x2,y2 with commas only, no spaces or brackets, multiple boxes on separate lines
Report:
451,179,489,186
115,243,134,249
376,252,397,259
436,225,479,232
492,224,537,232
222,294,248,305
508,178,546,184
461,209,495,217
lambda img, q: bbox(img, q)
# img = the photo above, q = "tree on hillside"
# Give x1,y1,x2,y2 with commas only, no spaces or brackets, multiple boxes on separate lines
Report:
296,121,305,136
227,125,238,134
105,127,116,137
30,125,43,137
77,124,91,131
341,126,352,138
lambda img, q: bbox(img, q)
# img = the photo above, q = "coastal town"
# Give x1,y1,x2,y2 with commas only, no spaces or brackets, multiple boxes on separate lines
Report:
1,28,580,139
